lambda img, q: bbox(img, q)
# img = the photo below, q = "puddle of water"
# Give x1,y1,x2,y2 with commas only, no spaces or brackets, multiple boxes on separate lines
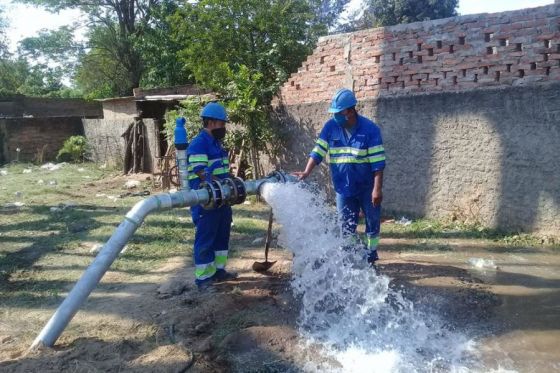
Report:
374,238,560,372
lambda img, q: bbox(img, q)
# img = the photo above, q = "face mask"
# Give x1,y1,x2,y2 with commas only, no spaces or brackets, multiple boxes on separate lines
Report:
333,113,347,126
211,127,226,140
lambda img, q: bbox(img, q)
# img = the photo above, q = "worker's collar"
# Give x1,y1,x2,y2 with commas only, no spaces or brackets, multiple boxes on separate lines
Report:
201,128,219,143
343,114,361,131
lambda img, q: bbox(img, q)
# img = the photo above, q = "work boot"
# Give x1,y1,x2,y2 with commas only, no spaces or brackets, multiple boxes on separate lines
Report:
214,269,238,283
367,250,379,265
196,279,217,293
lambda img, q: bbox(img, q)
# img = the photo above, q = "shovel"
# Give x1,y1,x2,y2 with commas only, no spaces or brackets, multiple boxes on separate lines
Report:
252,209,277,272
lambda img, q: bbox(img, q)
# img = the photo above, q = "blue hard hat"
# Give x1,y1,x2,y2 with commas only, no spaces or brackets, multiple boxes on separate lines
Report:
328,88,357,113
201,102,228,122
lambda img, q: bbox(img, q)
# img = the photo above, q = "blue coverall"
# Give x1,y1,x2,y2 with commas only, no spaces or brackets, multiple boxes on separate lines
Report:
310,115,386,261
187,130,232,285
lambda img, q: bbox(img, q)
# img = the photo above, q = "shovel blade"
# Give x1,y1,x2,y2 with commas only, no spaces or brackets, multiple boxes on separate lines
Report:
252,260,277,273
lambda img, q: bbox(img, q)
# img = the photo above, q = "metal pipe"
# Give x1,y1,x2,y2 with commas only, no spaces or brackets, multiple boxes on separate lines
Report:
31,172,292,349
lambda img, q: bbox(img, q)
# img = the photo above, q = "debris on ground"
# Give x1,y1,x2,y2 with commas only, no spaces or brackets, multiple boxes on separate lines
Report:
0,170,7,176
37,179,44,185
22,169,32,174
119,191,150,198
41,162,66,171
3,202,25,208
125,180,141,189
48,180,57,186
396,216,412,226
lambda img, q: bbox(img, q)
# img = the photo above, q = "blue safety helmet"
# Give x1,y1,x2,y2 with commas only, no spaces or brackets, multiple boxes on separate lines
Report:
201,102,228,122
328,88,357,113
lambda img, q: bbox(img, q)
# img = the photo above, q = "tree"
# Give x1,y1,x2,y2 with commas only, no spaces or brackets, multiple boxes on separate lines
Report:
366,0,458,27
16,26,84,96
309,0,352,30
16,0,167,95
0,6,10,59
18,26,83,80
170,0,324,177
74,26,137,98
172,0,322,99
137,0,192,89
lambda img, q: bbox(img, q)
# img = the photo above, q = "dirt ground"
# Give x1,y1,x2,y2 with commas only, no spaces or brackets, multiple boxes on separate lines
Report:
0,244,509,373
1,165,558,372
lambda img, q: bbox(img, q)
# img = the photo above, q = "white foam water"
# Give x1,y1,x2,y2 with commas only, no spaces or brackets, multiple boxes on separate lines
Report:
261,182,488,373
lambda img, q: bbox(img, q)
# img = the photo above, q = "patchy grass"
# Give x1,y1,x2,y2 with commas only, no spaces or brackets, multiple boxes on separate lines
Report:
0,162,268,313
381,216,559,249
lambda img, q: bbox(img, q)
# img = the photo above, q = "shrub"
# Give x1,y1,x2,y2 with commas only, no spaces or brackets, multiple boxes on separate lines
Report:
57,136,89,163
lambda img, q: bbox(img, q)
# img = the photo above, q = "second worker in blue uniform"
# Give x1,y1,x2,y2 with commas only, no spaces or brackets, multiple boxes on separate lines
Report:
294,89,386,264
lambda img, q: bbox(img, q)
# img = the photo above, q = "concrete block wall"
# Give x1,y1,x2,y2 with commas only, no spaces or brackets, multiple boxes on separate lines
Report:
277,4,560,105
83,118,161,172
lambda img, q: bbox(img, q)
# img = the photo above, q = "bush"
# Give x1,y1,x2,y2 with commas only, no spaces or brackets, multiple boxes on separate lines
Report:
57,136,89,163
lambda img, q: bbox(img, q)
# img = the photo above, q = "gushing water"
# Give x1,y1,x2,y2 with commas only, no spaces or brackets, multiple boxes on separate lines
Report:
261,182,486,372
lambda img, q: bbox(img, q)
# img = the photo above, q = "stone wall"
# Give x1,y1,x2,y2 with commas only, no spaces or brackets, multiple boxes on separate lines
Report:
0,118,84,164
277,4,560,105
271,4,560,235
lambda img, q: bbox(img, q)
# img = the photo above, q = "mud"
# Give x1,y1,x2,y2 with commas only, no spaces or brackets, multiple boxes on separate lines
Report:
1,243,558,372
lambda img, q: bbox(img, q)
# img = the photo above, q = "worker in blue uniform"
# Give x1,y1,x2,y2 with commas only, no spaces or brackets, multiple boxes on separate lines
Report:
187,102,238,291
294,89,386,264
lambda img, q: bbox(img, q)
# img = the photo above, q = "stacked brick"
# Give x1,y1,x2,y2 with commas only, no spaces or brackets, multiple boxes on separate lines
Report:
1,118,83,162
277,4,560,105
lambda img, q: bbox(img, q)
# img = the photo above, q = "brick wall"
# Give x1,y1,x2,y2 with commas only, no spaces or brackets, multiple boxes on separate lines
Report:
270,4,560,235
277,4,560,105
0,118,83,163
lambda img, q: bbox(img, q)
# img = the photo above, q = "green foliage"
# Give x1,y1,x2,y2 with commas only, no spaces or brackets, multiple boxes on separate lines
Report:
367,0,459,27
56,135,89,162
172,0,321,100
75,28,133,99
137,1,192,89
16,0,166,97
18,26,83,85
310,0,352,29
170,0,325,170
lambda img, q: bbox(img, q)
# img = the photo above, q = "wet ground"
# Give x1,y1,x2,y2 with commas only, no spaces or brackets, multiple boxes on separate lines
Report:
1,241,558,372
381,239,560,372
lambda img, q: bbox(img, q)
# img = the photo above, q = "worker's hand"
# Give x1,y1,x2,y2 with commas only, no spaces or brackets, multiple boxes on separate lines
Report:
372,188,383,207
292,171,309,181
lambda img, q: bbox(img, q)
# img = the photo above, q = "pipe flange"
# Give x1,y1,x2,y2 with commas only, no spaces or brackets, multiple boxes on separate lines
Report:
222,178,238,204
266,170,286,183
212,180,226,208
200,180,224,209
232,177,247,205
